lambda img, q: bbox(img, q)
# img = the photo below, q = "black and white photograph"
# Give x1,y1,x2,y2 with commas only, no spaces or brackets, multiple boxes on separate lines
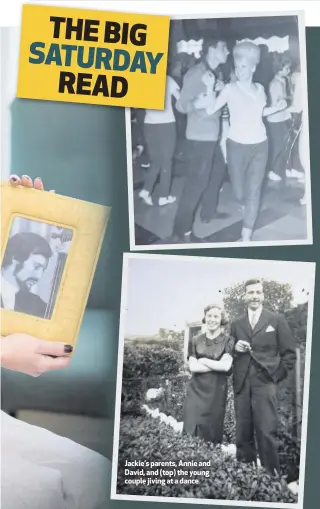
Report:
1,216,73,319
111,253,315,507
126,12,312,249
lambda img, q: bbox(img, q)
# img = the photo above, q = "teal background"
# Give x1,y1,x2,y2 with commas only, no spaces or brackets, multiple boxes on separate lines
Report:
9,27,319,509
112,28,319,509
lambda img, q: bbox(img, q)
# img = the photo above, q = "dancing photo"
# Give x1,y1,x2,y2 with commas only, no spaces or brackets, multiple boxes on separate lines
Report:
1,216,73,320
126,12,312,249
111,254,315,507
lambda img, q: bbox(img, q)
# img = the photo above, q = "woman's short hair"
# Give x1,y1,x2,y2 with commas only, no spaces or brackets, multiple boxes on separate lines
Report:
233,41,261,66
202,304,229,326
272,51,292,74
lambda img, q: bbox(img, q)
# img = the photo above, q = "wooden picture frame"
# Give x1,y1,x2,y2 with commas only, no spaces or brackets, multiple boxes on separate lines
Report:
0,183,110,350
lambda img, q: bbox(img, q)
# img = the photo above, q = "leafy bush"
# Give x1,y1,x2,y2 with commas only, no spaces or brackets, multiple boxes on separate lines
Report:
123,344,182,379
121,344,183,417
126,336,184,351
284,302,308,347
117,414,297,503
121,335,301,480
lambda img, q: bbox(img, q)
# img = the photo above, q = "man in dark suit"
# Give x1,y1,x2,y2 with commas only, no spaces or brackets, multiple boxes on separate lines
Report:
1,232,52,319
230,278,296,475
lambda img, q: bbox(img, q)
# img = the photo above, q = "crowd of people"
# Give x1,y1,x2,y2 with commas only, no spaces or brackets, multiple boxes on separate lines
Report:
132,35,306,242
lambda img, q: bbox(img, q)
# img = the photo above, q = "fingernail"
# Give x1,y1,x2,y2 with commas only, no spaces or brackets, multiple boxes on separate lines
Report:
64,345,73,353
35,177,42,181
22,175,31,180
10,175,18,182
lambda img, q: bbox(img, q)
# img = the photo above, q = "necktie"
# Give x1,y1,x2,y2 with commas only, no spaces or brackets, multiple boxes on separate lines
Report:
251,312,257,329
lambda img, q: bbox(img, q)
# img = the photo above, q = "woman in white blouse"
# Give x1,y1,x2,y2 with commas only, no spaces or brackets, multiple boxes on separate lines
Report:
207,42,286,242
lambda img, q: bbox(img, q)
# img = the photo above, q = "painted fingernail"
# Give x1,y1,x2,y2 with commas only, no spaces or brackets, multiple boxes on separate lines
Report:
10,175,18,182
64,345,73,353
35,177,42,181
22,175,31,180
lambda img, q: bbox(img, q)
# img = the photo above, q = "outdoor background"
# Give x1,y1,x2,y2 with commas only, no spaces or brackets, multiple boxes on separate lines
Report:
116,258,313,502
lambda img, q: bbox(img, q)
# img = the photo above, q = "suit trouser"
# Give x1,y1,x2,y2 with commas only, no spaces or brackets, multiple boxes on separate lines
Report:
200,142,226,221
227,138,268,230
173,139,218,236
234,363,280,475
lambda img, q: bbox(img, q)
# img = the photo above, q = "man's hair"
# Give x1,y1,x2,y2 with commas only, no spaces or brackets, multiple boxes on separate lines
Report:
233,41,261,66
2,232,52,268
244,278,263,290
202,34,227,57
272,51,292,74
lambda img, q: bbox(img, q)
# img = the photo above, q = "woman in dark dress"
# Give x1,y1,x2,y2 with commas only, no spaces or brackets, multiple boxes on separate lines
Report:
183,304,234,444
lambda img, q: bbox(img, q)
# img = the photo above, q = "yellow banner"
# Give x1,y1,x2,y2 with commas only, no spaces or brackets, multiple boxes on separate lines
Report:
17,4,170,109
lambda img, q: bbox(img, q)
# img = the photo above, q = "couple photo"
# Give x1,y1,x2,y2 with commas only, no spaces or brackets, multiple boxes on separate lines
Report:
112,254,315,506
183,279,295,477
127,13,311,249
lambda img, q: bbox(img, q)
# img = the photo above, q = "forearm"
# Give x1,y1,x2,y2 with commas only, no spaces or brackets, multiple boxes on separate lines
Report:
191,364,212,373
0,336,7,366
189,357,212,373
263,106,283,117
206,92,226,116
199,355,232,372
176,86,198,114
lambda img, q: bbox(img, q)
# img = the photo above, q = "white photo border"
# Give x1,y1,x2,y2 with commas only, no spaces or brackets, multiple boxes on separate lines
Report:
126,10,313,251
111,252,316,508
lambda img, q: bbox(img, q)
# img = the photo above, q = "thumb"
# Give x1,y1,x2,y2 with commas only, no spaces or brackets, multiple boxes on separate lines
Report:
38,356,71,372
36,340,73,357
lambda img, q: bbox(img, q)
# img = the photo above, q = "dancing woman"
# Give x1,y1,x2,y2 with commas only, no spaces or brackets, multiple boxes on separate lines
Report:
207,42,287,241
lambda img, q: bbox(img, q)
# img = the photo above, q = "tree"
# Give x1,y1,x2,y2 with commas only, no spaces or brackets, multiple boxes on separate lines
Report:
284,302,308,346
223,279,294,321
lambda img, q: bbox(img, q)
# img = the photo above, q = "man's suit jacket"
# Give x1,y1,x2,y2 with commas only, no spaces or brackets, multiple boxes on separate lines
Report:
1,291,47,319
230,308,296,394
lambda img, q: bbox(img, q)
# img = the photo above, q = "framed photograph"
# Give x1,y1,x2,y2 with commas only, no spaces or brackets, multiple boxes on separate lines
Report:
0,183,110,348
111,253,315,508
126,11,312,250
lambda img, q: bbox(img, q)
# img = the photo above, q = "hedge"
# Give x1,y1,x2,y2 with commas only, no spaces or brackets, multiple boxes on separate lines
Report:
116,413,298,503
122,344,182,379
121,343,301,480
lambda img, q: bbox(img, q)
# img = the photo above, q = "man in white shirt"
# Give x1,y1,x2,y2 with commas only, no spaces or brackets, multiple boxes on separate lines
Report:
1,232,52,318
230,278,296,475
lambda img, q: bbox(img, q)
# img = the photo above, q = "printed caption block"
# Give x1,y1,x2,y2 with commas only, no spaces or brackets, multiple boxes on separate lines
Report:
17,4,170,109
